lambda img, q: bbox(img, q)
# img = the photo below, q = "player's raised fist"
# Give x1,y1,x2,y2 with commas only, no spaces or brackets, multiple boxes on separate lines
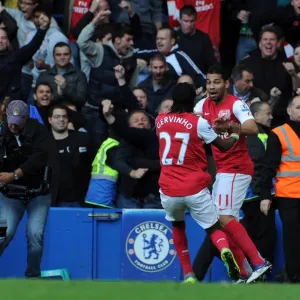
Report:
102,99,113,117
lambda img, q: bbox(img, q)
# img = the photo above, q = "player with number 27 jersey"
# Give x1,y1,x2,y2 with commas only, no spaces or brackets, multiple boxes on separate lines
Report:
156,113,217,196
155,83,242,283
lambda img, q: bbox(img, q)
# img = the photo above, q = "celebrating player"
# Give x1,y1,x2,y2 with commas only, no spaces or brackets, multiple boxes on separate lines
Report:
156,82,242,283
194,65,272,283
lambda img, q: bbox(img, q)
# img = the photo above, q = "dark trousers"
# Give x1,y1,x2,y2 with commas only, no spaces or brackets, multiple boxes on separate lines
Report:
241,200,276,264
193,200,276,281
276,197,300,282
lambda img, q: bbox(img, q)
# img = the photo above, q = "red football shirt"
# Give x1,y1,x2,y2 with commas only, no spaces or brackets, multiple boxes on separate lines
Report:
68,0,92,42
194,94,254,176
156,112,218,197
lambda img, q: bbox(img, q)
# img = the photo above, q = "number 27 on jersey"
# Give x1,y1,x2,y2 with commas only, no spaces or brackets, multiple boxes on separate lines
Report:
159,132,190,166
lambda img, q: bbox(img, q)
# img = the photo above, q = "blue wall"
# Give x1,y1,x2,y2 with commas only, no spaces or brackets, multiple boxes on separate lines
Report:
0,208,285,281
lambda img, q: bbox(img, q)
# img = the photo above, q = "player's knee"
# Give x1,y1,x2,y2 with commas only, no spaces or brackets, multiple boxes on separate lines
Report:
172,220,185,228
219,215,234,227
205,222,221,235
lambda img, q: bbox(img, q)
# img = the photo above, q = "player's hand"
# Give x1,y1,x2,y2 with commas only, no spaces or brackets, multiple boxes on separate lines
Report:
228,122,241,135
237,10,250,21
212,118,230,134
91,9,111,25
36,58,48,70
260,199,272,216
102,99,114,117
137,59,148,68
130,168,148,179
195,87,207,98
283,62,296,77
114,65,126,80
68,122,75,130
54,75,67,90
0,172,14,187
270,87,281,98
38,13,50,30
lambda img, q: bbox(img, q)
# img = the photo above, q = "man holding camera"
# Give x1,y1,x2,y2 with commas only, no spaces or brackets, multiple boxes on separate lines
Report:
0,100,58,278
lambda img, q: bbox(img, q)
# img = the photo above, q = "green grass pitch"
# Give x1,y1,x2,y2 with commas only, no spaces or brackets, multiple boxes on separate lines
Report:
1,281,300,300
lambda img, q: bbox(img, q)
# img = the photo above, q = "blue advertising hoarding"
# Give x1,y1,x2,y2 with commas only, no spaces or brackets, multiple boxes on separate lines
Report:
121,209,181,281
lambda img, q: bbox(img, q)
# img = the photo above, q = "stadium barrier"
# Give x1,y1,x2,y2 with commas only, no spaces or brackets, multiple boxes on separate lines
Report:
0,208,284,281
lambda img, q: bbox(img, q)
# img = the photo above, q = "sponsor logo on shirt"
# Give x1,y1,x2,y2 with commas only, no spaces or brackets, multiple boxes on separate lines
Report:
240,103,250,112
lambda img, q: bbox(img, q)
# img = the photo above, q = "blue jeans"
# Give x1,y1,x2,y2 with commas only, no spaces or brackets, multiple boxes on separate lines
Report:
236,36,257,63
117,193,162,209
0,193,51,277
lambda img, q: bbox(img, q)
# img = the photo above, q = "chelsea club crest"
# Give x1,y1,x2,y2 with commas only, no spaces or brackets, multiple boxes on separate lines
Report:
126,221,176,272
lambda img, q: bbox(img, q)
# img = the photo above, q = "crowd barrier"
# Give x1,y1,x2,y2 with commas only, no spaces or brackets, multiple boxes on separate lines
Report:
0,208,285,281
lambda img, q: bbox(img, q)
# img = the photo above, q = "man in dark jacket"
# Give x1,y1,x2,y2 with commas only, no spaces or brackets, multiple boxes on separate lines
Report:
37,42,87,109
113,110,161,208
48,103,93,207
0,12,50,102
0,100,58,278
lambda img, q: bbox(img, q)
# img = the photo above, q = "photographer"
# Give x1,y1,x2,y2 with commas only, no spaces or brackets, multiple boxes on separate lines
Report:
0,100,58,278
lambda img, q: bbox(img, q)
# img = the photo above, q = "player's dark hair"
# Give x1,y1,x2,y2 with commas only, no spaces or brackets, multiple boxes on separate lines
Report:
112,23,134,43
127,109,149,121
150,52,167,65
34,82,53,94
32,5,51,19
207,64,230,81
171,83,196,113
92,23,113,42
249,101,267,115
259,25,280,41
48,103,69,118
53,42,71,56
231,64,253,81
180,5,197,19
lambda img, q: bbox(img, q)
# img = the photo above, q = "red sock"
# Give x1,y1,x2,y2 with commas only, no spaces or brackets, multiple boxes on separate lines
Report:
226,234,252,278
210,230,229,252
172,224,193,276
224,219,264,266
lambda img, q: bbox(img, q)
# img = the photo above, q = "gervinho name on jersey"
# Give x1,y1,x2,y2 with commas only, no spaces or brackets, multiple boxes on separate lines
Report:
156,116,193,130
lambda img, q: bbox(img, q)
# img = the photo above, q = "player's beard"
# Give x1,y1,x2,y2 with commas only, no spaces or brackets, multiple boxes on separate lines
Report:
211,90,226,104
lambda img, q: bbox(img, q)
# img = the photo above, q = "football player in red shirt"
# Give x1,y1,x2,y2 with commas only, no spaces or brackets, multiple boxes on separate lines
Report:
194,65,272,283
156,82,242,283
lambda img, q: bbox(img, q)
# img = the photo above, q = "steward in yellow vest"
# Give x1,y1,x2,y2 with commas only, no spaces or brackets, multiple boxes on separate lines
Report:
85,137,119,208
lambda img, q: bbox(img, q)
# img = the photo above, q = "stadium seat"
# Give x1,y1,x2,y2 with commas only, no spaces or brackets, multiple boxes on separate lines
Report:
41,269,71,281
